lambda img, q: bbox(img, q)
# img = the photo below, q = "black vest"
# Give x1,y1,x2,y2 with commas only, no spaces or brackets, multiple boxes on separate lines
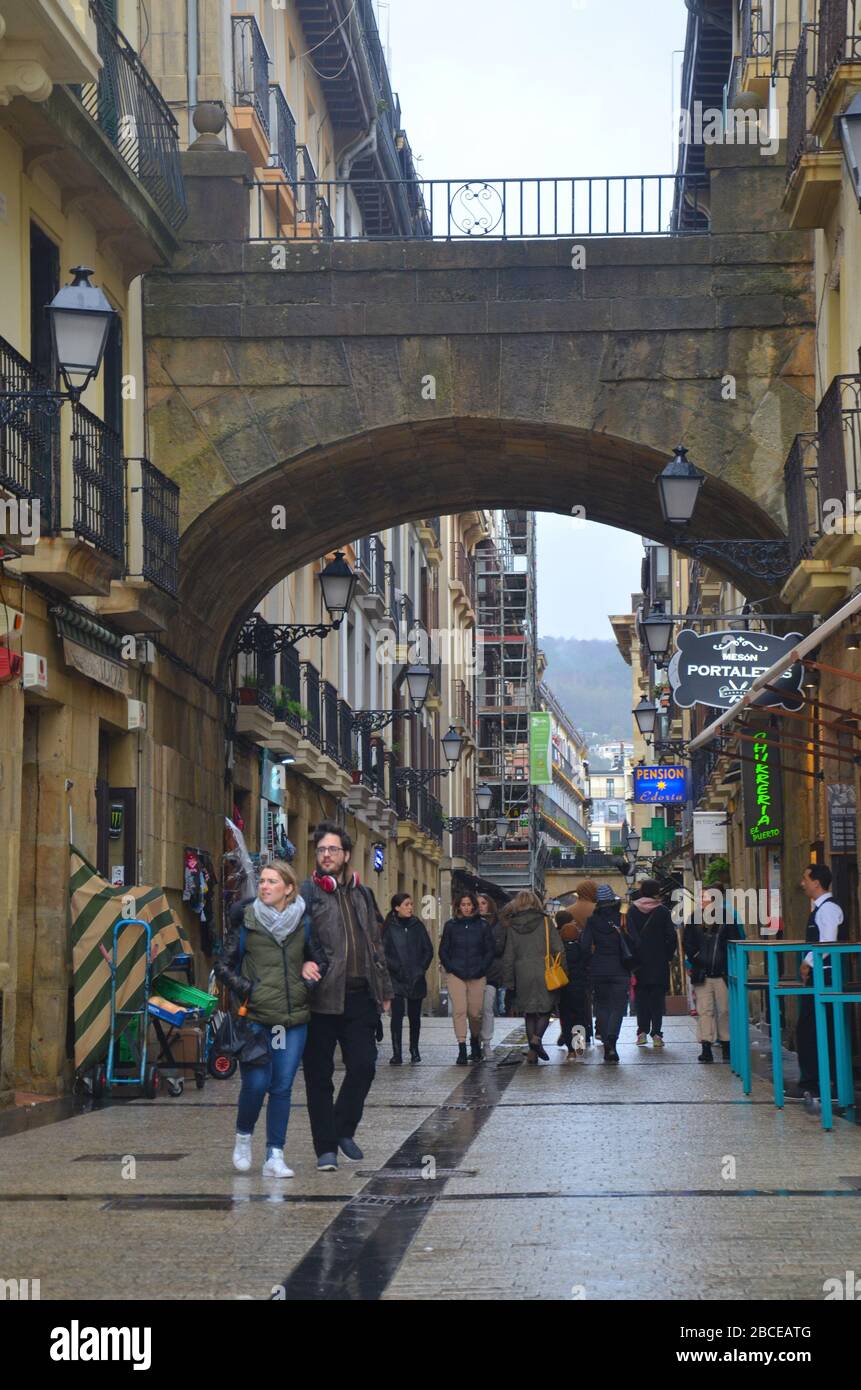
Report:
805,895,847,944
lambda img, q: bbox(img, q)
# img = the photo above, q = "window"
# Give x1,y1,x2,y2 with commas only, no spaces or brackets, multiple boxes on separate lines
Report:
102,310,123,447
606,778,615,798
29,222,59,380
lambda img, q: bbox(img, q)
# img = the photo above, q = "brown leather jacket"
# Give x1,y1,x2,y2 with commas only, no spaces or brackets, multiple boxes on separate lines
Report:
300,877,393,1014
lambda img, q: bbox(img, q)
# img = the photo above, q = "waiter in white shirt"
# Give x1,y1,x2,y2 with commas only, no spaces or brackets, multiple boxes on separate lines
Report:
792,863,846,1096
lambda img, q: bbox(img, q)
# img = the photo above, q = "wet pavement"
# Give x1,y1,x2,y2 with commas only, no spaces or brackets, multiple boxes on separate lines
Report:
1,1014,860,1300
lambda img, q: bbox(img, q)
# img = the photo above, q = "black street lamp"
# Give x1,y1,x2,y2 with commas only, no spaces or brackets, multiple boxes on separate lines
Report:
405,663,432,709
633,696,658,737
657,444,705,527
0,267,117,425
475,783,493,813
626,829,641,855
495,815,512,841
837,92,861,206
641,602,674,661
318,551,357,626
441,724,465,769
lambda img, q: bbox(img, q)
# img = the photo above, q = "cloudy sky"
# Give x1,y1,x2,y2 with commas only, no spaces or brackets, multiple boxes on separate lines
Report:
385,0,689,638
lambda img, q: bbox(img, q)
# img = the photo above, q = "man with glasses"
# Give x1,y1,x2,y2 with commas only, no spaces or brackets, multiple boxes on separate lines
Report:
300,822,393,1170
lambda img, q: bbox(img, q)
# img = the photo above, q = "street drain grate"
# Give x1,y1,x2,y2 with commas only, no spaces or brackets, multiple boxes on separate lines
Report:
101,1196,234,1212
349,1193,435,1208
75,1153,189,1162
355,1168,478,1179
440,1102,494,1111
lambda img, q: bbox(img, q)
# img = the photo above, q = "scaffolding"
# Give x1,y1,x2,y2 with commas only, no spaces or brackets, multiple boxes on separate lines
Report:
475,509,545,896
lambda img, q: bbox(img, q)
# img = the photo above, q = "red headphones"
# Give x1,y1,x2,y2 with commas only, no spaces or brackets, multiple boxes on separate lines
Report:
313,869,361,894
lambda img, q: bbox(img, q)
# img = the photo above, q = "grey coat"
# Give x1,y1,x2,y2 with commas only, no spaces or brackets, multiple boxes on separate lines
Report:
501,909,566,1014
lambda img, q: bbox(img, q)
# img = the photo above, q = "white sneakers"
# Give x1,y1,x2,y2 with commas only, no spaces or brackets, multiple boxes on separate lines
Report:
233,1135,294,1177
262,1148,294,1179
572,1026,587,1056
232,1133,253,1173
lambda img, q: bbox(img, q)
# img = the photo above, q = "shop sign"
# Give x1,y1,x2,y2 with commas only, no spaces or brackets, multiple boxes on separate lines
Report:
693,811,728,855
633,765,689,804
62,638,131,696
373,843,385,874
742,727,783,847
828,783,857,854
668,629,804,711
529,712,552,784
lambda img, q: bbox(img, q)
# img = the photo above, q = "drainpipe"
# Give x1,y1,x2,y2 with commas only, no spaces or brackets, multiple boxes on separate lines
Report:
336,119,378,238
187,0,199,121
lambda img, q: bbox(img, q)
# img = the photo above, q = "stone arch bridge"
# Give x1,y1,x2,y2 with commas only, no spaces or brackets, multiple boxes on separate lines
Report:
144,145,814,688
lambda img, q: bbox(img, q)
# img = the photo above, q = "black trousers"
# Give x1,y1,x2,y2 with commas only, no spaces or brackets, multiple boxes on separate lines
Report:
302,986,378,1157
593,978,629,1046
390,995,422,1052
796,968,836,1088
558,981,591,1047
635,982,666,1037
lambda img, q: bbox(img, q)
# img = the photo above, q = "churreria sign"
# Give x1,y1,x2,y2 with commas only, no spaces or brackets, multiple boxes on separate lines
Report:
668,630,805,712
742,727,784,848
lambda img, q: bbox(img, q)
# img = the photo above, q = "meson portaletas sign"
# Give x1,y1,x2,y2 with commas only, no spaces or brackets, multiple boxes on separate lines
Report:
667,629,804,712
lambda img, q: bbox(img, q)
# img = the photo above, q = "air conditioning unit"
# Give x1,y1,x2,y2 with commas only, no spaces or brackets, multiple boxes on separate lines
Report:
22,652,47,690
127,699,147,730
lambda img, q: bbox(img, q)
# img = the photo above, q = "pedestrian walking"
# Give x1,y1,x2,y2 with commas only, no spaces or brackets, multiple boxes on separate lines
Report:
477,892,506,1060
382,893,434,1066
439,890,496,1065
214,862,326,1177
501,891,567,1064
580,884,631,1064
790,863,846,1096
300,823,394,1171
554,908,591,1060
626,879,678,1049
683,883,744,1064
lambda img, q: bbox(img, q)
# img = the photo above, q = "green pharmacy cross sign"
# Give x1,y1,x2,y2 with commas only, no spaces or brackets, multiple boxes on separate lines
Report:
641,815,678,854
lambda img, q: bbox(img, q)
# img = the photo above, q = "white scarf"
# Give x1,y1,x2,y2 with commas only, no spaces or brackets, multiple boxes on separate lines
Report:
253,894,306,945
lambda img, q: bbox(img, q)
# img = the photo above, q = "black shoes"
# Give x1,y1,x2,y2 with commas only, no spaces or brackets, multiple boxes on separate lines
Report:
698,1042,714,1063
530,1037,550,1062
338,1138,363,1161
456,1043,469,1066
390,1041,403,1066
604,1044,620,1064
469,1035,483,1062
720,1040,731,1061
409,1048,421,1064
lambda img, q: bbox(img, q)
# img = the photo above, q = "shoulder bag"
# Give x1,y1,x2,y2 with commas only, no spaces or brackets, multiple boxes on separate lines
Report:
544,918,569,991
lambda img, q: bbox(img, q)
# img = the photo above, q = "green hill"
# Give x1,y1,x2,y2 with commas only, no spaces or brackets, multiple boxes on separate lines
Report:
540,636,632,741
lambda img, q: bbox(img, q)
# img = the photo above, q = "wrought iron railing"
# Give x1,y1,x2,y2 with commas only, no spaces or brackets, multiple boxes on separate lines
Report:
232,13,270,138
783,432,822,563
77,0,186,230
321,679,340,760
453,678,474,736
70,403,125,560
356,534,386,595
136,457,179,596
450,540,476,609
817,372,861,517
452,825,478,864
0,335,60,532
268,83,297,180
300,661,322,746
786,24,820,176
338,699,355,770
817,0,861,89
279,641,302,728
742,0,773,61
248,173,710,240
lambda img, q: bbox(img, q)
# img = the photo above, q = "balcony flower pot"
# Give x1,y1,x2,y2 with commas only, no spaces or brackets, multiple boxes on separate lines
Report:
238,687,260,706
350,769,362,785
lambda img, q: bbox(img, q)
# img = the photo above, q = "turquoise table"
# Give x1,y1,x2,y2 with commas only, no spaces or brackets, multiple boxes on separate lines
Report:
727,940,860,1131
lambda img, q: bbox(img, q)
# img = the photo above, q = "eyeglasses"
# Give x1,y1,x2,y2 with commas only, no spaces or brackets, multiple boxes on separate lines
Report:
317,845,346,856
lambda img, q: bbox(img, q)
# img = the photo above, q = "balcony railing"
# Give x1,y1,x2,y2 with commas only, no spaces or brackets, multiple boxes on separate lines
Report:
279,641,302,727
338,699,355,770
452,825,478,864
817,0,861,88
453,679,474,736
248,173,710,240
787,24,820,177
817,372,861,515
136,457,179,596
321,679,340,761
70,403,125,561
300,661,322,747
783,432,822,563
77,0,186,230
268,83,297,181
742,0,772,61
232,14,270,138
356,533,386,595
450,541,476,609
0,336,60,532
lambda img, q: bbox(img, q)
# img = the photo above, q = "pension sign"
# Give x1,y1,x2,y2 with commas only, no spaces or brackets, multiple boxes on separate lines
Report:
668,629,804,712
633,765,689,804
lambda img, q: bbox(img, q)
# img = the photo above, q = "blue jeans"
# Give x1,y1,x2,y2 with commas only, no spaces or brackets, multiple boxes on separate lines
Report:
236,1022,308,1149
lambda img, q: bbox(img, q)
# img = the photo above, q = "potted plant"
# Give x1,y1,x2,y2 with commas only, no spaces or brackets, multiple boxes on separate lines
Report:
550,846,562,867
270,684,289,719
238,673,260,705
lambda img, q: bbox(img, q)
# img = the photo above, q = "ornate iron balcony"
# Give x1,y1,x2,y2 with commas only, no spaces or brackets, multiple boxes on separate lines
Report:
136,457,179,596
0,334,60,532
268,83,297,181
232,13,271,138
70,403,125,561
77,0,186,230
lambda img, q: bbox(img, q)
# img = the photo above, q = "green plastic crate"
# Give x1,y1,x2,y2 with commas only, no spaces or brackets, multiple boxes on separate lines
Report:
152,974,219,1020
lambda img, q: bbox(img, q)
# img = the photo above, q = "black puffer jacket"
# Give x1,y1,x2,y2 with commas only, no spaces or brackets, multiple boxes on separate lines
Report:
684,920,744,981
439,914,496,982
580,905,630,979
383,914,434,999
626,899,678,988
482,917,507,988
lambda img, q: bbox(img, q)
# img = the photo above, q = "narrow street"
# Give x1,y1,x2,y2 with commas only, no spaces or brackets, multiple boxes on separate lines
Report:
3,1016,860,1302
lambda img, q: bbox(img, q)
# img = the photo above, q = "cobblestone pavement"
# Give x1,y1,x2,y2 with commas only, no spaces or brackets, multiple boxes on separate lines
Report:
1,1014,859,1300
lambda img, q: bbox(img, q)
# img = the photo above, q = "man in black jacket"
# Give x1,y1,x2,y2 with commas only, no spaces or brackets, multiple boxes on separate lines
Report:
300,823,393,1171
626,880,678,1049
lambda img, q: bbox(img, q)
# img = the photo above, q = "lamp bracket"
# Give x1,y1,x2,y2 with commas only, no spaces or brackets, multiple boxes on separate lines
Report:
670,535,794,583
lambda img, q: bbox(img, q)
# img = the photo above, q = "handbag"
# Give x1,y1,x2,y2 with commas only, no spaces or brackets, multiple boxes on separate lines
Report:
212,1007,269,1066
544,918,569,991
614,925,636,973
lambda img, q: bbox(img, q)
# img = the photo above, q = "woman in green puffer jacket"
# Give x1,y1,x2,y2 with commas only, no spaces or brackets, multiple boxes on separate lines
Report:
215,861,327,1178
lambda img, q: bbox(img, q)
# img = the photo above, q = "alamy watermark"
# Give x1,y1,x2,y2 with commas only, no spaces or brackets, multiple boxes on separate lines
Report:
671,881,780,929
676,101,779,158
